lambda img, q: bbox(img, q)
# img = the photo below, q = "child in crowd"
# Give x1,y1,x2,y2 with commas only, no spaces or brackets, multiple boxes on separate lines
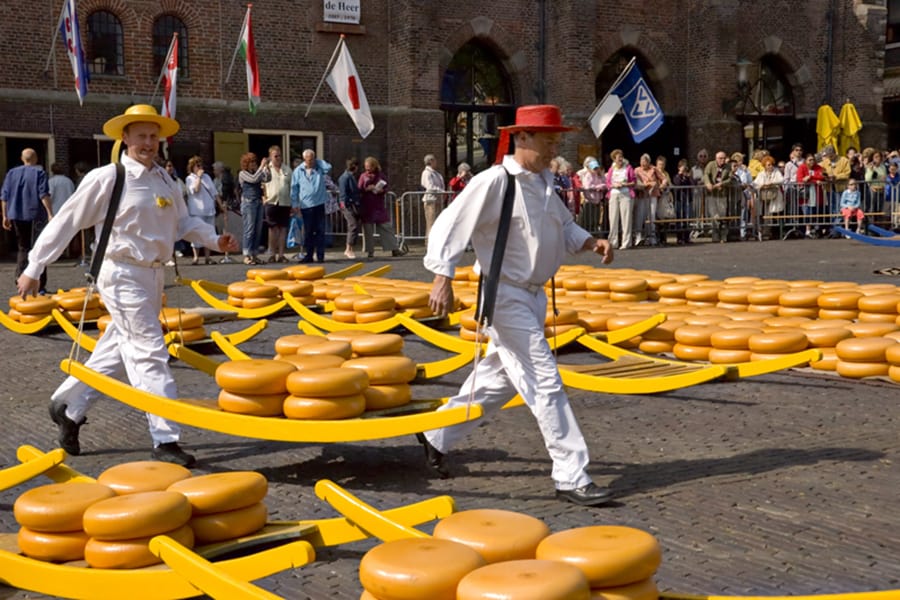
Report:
840,178,864,234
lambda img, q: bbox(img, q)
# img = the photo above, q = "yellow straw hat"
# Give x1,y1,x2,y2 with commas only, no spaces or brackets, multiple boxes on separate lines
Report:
102,104,180,139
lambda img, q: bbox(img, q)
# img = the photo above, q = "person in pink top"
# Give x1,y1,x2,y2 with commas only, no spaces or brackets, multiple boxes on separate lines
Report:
796,153,826,238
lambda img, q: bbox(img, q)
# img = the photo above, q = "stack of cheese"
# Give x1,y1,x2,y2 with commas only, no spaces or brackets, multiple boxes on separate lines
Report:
7,294,58,323
159,307,207,343
226,281,281,310
216,358,296,417
52,288,105,322
284,364,369,419
281,264,326,281
343,354,417,411
331,294,398,324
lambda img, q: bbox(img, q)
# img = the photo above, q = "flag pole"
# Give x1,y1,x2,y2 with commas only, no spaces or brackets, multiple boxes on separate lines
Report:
304,35,345,118
44,1,67,77
150,33,178,106
587,56,636,125
225,5,251,83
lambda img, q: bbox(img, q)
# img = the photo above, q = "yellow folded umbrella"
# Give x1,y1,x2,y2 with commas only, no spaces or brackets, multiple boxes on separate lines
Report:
816,104,840,152
838,102,862,156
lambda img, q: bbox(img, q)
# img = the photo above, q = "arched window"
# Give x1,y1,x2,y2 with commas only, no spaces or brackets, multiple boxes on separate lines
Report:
153,15,188,79
87,10,124,75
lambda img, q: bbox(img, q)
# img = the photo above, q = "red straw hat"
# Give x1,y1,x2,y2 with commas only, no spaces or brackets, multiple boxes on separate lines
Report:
495,105,574,163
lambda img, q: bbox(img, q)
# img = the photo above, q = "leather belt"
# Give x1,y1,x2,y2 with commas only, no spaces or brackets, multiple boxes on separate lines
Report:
499,277,544,295
108,254,163,269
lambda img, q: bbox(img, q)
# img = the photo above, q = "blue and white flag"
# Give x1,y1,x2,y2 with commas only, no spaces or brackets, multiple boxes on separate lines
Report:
59,0,89,105
589,59,662,143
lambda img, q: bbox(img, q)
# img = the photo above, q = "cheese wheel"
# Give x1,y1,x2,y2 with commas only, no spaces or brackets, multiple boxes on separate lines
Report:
353,296,396,312
334,294,371,311
578,313,615,332
329,309,356,322
803,327,852,348
562,277,589,291
819,308,859,320
16,296,58,315
84,523,194,569
846,322,900,338
835,360,890,379
60,307,103,322
857,311,899,323
609,291,648,303
775,306,819,319
817,291,863,309
731,311,775,321
673,325,719,346
432,509,551,564
639,320,683,342
608,278,647,293
405,305,435,319
226,281,255,298
286,367,369,397
283,393,366,420
545,309,580,326
356,310,396,323
168,471,267,515
241,283,280,299
657,283,691,298
273,334,328,355
802,319,853,329
637,340,674,355
810,348,838,371
606,315,654,331
83,491,192,540
342,356,418,384
97,461,192,496
708,348,753,364
325,285,355,300
240,296,279,309
644,275,677,289
363,384,412,410
324,329,372,343
889,364,900,382
214,359,296,394
360,538,486,600
217,389,286,416
778,289,823,307
460,327,489,342
294,294,318,306
266,279,314,296
14,482,117,533
747,288,788,305
545,323,582,337
351,333,405,356
227,295,244,307
285,264,326,280
589,579,659,600
672,343,711,361
717,287,752,303
834,337,898,362
857,293,900,313
168,327,207,343
762,316,811,328
159,309,204,330
395,292,430,308
675,273,709,283
747,331,807,353
245,268,289,281
295,339,353,359
585,279,612,291
457,559,590,600
723,276,761,285
535,526,661,588
885,344,900,365
275,353,346,370
684,286,721,303
189,502,267,545
709,328,761,350
18,527,90,562
55,293,101,311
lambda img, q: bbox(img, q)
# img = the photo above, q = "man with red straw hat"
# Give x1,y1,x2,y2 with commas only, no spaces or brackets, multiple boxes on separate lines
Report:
17,104,239,467
420,104,615,506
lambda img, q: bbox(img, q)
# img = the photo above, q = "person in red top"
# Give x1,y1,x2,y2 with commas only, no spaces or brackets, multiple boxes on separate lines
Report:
796,153,826,238
447,162,471,202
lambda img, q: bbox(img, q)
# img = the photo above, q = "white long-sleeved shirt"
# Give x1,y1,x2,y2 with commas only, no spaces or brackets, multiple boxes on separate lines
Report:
25,155,219,278
424,155,592,287
420,165,445,204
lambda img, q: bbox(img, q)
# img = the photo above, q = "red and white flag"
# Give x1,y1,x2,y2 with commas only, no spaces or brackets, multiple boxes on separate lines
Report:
238,6,260,114
325,38,373,139
161,34,178,124
58,0,89,105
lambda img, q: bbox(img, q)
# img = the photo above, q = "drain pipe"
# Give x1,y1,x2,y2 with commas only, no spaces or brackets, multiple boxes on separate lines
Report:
536,0,546,103
824,0,836,105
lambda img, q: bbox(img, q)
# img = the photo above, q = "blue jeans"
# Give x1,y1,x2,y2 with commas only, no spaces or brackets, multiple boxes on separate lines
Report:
241,199,264,256
301,204,327,261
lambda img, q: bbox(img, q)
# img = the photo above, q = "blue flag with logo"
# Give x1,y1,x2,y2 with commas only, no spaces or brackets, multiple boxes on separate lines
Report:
590,60,662,142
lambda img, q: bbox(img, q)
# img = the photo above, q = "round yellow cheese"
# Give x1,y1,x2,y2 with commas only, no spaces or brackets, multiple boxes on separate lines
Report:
217,389,286,416
810,348,838,371
709,328,760,350
432,509,550,564
778,289,823,307
84,523,194,569
273,334,328,355
819,308,859,320
334,293,372,311
214,359,296,394
535,525,661,588
241,296,279,309
362,383,412,410
283,394,366,420
55,293,101,311
97,461,192,495
747,288,788,305
673,325,720,347
293,339,352,359
159,309,203,331
395,292,430,308
801,327,852,348
226,281,255,298
457,559,590,600
241,283,280,298
672,343,711,361
684,286,722,303
609,291,648,303
857,311,899,323
356,310,396,323
637,340,674,355
83,491,192,540
353,296,396,312
589,578,661,600
707,348,753,364
325,329,374,343
342,356,418,385
275,354,346,370
18,527,90,562
168,471,267,515
835,337,898,362
857,293,900,314
608,278,647,293
888,364,900,382
747,331,808,353
14,482,116,533
286,367,369,397
266,279,314,297
285,264,326,280
351,333,405,356
245,268,289,281
16,296,58,315
189,501,267,545
835,360,890,379
846,322,900,338
360,538,486,600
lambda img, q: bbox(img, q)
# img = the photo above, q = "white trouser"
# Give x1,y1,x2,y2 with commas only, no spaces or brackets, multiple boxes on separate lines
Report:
52,260,181,446
424,283,593,490
608,191,633,249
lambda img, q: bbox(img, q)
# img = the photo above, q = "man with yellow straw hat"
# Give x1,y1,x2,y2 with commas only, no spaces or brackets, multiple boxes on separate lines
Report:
420,104,616,506
17,104,239,466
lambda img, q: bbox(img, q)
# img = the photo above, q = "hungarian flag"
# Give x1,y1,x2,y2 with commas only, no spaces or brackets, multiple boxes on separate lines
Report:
326,38,373,139
58,0,89,105
238,6,260,114
161,34,178,124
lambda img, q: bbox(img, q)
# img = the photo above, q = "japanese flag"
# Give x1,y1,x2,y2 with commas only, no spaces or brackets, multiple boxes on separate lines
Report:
325,39,374,139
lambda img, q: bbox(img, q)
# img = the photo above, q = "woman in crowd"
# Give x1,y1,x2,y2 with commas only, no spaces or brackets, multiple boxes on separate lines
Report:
448,162,472,199
672,159,693,245
237,152,270,265
185,155,223,265
358,156,406,258
796,153,825,238
577,156,606,234
634,153,663,246
655,155,672,245
605,149,636,250
753,155,784,240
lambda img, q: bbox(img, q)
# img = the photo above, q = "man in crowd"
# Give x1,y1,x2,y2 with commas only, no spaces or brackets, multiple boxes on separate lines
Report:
2,148,52,293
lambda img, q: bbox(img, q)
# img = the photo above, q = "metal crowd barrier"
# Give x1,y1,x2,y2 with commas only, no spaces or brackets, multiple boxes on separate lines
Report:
395,191,456,244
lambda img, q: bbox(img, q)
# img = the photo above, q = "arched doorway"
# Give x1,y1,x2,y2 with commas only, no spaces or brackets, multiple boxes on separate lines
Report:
441,40,516,174
729,55,799,159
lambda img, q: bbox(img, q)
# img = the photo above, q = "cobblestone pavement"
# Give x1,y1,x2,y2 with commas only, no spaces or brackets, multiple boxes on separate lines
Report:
0,238,898,599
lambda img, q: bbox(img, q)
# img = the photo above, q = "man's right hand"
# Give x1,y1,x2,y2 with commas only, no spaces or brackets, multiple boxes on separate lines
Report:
428,274,455,317
17,274,40,299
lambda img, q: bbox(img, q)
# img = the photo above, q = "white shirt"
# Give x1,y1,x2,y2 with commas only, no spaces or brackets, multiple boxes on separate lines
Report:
424,155,592,287
264,164,293,206
48,174,75,215
25,155,219,277
185,172,217,217
420,165,445,204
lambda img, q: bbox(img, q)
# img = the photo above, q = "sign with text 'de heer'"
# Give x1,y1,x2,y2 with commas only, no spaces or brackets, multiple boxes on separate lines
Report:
324,0,361,24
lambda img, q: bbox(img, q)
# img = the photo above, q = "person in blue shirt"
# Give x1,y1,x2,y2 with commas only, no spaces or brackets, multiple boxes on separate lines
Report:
840,179,865,234
290,149,332,263
1,148,52,293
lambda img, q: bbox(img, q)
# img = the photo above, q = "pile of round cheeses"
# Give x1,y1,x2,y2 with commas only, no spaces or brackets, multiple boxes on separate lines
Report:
8,288,108,323
13,462,267,568
359,509,661,600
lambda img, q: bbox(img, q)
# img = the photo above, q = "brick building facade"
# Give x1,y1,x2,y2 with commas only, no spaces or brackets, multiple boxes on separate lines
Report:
0,1,890,201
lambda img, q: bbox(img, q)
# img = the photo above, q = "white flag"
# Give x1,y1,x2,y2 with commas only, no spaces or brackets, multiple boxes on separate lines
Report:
588,94,621,138
325,39,374,139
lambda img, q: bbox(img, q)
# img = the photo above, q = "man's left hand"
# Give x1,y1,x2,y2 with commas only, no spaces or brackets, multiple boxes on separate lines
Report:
17,274,40,299
217,233,239,253
589,238,614,264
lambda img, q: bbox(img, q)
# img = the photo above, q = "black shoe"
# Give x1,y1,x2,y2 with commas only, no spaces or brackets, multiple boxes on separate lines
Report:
49,402,84,456
300,255,315,264
556,483,613,506
416,433,449,478
152,442,196,467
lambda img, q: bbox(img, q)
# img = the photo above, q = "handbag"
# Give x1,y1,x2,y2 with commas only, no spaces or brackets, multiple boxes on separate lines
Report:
325,193,340,215
286,215,303,249
658,191,676,220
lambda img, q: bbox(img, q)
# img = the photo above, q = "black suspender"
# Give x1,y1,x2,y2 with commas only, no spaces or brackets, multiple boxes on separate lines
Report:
475,168,516,327
87,163,125,284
